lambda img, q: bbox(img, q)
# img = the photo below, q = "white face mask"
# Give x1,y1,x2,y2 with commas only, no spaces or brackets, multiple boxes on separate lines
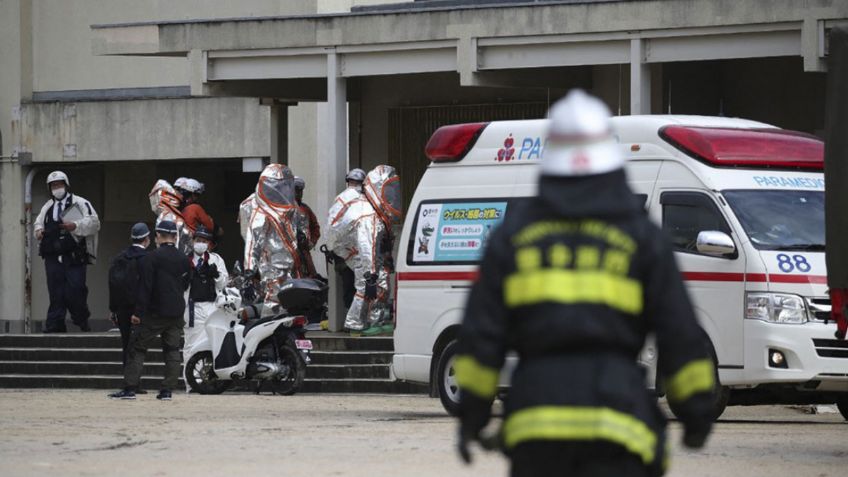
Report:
193,242,209,255
52,188,66,200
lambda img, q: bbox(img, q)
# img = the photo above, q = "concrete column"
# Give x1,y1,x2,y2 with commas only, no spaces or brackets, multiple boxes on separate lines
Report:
323,51,348,332
268,103,289,165
630,39,651,115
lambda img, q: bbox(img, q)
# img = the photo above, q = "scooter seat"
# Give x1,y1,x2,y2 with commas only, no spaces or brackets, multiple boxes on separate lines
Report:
242,315,282,337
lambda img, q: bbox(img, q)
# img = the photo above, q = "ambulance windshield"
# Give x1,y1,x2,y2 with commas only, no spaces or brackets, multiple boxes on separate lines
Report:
722,190,824,251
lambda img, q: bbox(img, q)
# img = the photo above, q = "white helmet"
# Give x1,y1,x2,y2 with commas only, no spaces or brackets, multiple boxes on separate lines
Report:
46,170,70,186
345,168,366,183
182,178,204,194
175,177,204,194
541,89,623,176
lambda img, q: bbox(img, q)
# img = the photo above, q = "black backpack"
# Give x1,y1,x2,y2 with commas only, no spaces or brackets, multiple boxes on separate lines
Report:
109,251,140,311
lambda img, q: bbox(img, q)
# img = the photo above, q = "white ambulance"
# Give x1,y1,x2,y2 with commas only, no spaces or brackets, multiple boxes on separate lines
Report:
392,115,848,419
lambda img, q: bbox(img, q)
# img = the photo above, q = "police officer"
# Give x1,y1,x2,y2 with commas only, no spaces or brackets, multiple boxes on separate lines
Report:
109,220,191,401
183,225,228,391
34,170,100,333
455,90,716,477
108,223,151,368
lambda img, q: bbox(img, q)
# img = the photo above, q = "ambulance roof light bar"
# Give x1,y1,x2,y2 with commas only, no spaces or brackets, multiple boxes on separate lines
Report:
425,122,489,162
659,126,824,170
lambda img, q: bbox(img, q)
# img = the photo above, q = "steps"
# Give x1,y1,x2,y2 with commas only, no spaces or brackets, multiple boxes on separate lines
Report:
0,333,427,394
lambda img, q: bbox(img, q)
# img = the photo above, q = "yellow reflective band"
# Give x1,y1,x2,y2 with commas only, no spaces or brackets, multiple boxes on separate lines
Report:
454,355,499,399
503,406,657,464
504,269,643,315
666,359,715,403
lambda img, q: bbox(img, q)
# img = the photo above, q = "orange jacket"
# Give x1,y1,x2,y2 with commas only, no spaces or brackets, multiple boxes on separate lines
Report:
182,203,214,233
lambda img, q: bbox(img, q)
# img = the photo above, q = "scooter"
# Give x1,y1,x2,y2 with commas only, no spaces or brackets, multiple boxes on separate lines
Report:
184,276,327,395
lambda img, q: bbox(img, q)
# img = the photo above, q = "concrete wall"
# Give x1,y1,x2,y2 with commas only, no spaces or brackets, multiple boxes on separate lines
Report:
17,97,271,163
30,0,317,92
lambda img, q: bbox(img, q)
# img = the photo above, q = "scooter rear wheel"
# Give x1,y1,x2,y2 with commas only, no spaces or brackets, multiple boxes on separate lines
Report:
268,343,306,396
185,351,232,395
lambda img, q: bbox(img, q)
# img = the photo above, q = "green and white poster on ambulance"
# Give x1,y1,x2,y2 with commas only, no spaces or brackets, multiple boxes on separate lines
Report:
412,201,508,264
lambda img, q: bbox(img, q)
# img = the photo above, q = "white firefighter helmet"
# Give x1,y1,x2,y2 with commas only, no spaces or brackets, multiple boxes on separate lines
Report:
182,178,204,194
541,89,623,176
46,170,70,186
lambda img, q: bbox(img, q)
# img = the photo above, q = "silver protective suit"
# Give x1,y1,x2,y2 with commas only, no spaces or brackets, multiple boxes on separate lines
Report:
149,180,192,255
239,164,304,308
326,165,402,331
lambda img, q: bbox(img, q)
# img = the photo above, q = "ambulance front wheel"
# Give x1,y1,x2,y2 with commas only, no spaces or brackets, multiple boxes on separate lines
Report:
436,340,461,416
836,396,848,421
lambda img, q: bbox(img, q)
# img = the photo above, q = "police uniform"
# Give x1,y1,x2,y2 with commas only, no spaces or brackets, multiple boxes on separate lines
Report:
34,171,100,333
455,91,716,477
183,227,228,389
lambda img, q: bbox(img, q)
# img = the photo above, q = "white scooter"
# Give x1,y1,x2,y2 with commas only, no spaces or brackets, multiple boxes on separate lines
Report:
183,277,327,395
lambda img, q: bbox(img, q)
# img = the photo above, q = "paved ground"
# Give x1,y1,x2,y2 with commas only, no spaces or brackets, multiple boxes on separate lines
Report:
0,390,845,477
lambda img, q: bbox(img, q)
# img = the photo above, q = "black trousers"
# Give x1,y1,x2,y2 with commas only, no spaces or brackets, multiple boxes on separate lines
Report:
123,316,184,391
114,310,133,367
44,255,90,332
341,265,355,309
510,441,649,477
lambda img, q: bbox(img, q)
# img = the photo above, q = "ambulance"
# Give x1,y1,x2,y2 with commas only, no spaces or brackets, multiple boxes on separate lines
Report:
391,115,848,419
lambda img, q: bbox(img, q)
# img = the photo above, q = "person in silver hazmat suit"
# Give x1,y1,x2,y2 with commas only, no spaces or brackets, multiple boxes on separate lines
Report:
326,165,402,335
239,164,305,310
149,179,193,255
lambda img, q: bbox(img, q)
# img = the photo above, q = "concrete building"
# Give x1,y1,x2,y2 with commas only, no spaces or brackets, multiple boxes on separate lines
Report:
2,0,847,332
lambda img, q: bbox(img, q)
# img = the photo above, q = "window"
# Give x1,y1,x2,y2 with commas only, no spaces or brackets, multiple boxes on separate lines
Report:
660,192,734,257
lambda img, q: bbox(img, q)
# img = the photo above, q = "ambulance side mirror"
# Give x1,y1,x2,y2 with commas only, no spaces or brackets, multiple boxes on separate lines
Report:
696,231,736,257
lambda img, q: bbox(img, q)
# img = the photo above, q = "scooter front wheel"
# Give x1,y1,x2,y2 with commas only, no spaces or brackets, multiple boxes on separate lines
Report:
268,343,306,396
185,351,232,395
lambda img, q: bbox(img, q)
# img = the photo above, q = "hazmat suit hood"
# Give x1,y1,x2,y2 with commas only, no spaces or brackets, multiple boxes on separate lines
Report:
257,164,297,209
363,165,402,232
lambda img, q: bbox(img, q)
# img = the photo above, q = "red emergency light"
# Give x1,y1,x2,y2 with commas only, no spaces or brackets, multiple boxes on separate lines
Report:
659,126,824,170
425,123,489,162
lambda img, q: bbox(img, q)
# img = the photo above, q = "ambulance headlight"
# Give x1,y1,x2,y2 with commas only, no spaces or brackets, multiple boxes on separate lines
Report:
745,293,808,324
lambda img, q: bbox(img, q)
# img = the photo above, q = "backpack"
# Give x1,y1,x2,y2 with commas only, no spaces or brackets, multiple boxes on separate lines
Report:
109,251,140,311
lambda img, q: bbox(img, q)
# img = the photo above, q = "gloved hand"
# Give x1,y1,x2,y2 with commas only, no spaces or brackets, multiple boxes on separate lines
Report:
457,391,492,465
208,264,220,280
682,418,713,449
364,272,378,300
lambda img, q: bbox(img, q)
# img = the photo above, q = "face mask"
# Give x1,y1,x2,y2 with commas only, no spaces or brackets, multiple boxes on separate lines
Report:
52,188,66,200
193,242,209,255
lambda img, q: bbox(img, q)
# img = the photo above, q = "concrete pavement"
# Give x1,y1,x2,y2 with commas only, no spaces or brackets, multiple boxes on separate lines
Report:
0,390,845,477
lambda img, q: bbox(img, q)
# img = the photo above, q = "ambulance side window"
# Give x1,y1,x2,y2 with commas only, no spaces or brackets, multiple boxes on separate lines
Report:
660,192,733,257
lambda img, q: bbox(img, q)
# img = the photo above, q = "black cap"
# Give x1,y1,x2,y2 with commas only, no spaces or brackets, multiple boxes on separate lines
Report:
194,225,214,240
155,220,178,235
130,222,150,240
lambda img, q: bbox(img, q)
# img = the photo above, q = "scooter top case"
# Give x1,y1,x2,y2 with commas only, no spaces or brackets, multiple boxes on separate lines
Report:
277,278,328,315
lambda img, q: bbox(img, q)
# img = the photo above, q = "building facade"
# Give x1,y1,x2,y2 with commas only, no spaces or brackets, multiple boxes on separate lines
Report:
1,0,846,332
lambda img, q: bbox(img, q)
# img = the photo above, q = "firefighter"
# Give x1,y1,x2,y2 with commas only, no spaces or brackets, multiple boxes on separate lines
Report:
326,166,402,335
239,164,303,307
455,90,716,477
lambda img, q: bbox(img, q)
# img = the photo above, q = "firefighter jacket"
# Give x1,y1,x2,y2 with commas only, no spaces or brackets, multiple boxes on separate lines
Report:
455,169,716,473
